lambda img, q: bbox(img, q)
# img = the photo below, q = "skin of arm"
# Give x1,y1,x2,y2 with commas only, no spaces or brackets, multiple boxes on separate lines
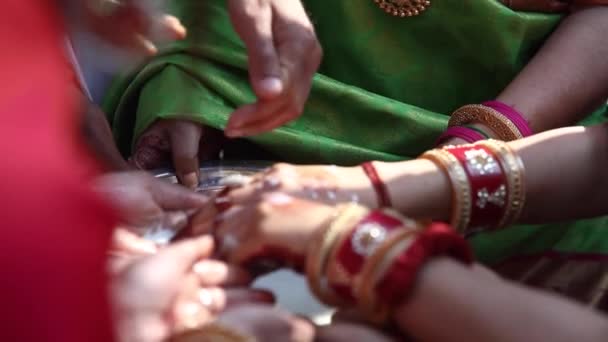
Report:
449,7,608,143
79,92,131,171
496,7,608,132
394,258,608,342
374,123,608,223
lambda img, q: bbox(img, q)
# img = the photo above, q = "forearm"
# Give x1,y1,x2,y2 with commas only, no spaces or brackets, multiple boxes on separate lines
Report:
376,124,608,223
497,7,608,131
394,258,608,342
81,96,130,171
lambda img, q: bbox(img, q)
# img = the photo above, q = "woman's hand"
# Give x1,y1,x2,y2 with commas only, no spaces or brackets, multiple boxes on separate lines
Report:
110,235,272,342
214,163,377,213
94,171,209,233
77,0,186,55
212,193,338,273
225,0,322,138
131,120,225,188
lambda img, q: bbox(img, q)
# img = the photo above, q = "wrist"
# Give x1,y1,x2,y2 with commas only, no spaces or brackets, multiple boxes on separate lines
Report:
374,160,452,221
337,166,380,208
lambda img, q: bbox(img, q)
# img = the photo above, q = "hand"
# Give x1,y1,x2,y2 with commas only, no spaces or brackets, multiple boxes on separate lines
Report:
132,120,225,188
224,0,322,137
208,163,377,217
93,171,209,233
212,193,338,273
111,236,272,342
78,0,186,55
315,323,396,342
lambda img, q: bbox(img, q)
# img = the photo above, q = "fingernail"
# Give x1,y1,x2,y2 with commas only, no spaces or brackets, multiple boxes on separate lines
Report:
182,172,199,189
259,77,283,95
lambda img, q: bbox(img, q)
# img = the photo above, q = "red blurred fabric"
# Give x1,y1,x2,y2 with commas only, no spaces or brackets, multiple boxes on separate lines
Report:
0,1,116,341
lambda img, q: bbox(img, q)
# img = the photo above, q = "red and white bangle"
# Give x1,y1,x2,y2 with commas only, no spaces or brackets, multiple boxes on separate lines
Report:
420,140,526,234
308,206,473,325
325,209,421,303
349,221,473,323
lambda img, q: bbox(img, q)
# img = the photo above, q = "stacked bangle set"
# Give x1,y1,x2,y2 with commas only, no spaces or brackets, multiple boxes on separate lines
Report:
421,140,526,235
437,100,532,145
305,203,473,324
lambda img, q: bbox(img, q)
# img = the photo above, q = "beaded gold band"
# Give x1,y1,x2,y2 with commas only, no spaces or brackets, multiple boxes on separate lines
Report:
476,140,526,228
420,149,472,233
449,104,524,141
306,203,370,307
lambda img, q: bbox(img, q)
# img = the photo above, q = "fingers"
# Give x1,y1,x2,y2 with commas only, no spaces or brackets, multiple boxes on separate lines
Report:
148,14,187,42
173,287,275,332
149,177,209,211
132,122,170,170
155,235,215,274
225,99,287,137
217,305,316,342
169,120,203,189
316,323,395,342
111,227,159,255
84,0,186,56
228,0,283,100
199,288,275,314
188,203,218,237
193,260,252,286
225,0,321,138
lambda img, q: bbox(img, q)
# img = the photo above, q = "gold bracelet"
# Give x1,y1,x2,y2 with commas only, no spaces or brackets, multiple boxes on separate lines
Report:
420,149,472,233
449,104,524,141
170,323,256,342
476,140,526,228
306,203,370,307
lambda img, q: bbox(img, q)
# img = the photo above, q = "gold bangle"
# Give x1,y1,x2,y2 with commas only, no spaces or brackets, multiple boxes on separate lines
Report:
170,323,256,342
306,203,370,307
476,140,526,228
449,104,524,141
420,149,472,233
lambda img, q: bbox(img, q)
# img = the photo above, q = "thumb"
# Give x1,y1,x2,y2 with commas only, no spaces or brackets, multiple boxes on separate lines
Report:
169,120,203,189
228,0,284,100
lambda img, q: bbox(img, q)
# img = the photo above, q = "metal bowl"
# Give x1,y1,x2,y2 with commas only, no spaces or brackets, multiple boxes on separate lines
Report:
154,160,271,194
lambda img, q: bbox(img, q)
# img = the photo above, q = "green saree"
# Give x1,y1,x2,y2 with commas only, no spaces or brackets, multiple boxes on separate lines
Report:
104,0,608,308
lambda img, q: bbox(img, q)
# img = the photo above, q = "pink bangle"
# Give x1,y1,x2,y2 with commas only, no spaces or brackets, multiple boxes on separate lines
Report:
482,101,533,137
436,126,486,146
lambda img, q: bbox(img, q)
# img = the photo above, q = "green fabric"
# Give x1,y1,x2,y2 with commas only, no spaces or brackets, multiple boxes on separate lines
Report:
104,0,608,263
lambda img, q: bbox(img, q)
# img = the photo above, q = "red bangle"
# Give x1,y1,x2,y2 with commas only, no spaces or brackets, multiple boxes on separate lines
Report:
436,126,486,146
443,144,508,230
361,162,392,208
482,100,533,137
375,222,473,306
327,210,415,301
